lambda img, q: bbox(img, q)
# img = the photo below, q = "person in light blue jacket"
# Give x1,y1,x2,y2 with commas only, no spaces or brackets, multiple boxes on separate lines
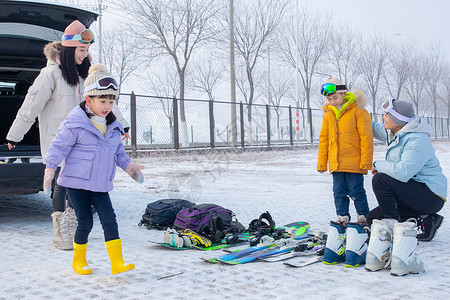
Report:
44,64,144,275
367,99,447,242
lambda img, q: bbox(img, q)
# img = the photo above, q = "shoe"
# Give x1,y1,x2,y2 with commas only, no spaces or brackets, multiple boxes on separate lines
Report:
105,239,135,275
416,214,444,242
365,219,396,272
323,221,346,265
390,221,425,276
345,222,369,267
179,229,212,247
51,211,73,250
72,242,92,275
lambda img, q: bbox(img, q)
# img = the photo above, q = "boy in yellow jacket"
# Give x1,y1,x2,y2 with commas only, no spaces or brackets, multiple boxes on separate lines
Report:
317,77,373,267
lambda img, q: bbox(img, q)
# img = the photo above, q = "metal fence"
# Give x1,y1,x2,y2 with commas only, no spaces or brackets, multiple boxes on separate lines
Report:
116,93,450,151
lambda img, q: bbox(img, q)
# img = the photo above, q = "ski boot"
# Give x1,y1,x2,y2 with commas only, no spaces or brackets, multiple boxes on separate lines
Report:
323,221,346,265
390,221,425,276
345,222,369,267
365,219,396,272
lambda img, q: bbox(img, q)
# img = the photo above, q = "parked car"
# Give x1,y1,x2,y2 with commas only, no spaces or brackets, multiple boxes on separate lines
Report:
0,0,98,194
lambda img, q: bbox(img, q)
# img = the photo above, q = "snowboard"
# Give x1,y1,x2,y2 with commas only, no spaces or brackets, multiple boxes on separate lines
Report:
283,256,323,268
257,245,325,262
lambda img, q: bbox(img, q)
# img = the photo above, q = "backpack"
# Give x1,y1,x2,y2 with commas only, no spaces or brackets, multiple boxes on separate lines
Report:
174,203,240,243
138,199,196,230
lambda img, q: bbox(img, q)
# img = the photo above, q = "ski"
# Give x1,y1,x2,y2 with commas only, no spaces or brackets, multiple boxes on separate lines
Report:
283,256,323,268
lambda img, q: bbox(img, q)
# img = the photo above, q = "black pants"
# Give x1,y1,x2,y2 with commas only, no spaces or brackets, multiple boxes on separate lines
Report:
366,173,444,226
67,188,119,244
51,168,71,212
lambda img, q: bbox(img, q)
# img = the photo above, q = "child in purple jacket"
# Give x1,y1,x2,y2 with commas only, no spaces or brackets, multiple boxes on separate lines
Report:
44,64,144,275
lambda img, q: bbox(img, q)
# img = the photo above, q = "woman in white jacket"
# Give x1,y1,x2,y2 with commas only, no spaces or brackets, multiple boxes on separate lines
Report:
6,20,129,250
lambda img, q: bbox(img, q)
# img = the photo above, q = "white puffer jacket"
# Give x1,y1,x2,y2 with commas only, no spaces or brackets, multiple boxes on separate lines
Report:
6,41,129,163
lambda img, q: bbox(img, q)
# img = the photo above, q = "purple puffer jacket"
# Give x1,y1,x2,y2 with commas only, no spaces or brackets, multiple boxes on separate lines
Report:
45,106,130,192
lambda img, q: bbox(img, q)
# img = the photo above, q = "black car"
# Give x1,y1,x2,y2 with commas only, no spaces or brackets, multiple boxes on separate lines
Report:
0,0,98,194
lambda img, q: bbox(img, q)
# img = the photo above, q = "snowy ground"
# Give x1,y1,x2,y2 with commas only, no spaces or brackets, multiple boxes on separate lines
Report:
1,141,450,300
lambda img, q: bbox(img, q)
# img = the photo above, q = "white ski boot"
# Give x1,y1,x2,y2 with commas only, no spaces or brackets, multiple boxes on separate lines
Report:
390,221,425,276
323,221,346,265
345,222,369,267
365,219,396,272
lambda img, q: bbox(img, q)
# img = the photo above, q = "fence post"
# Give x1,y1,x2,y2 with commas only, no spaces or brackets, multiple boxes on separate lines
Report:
240,102,245,148
130,91,137,154
209,100,215,148
173,97,179,150
289,105,293,146
266,104,271,147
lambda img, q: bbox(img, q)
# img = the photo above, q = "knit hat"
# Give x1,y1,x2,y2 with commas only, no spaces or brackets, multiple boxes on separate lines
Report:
387,100,415,127
61,20,92,47
322,76,347,94
84,64,119,98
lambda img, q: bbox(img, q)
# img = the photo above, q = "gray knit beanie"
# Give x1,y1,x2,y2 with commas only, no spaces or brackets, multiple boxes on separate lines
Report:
388,100,415,127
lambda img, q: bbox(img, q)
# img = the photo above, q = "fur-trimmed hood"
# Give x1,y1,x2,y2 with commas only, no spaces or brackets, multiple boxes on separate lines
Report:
321,89,368,114
43,41,62,62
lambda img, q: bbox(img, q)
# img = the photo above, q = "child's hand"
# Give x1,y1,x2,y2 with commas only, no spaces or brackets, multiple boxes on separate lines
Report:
43,168,55,194
318,170,326,173
371,167,378,175
125,163,144,183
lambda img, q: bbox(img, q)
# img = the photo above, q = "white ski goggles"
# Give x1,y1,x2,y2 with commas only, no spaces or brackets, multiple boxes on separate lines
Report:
382,99,415,122
84,76,119,93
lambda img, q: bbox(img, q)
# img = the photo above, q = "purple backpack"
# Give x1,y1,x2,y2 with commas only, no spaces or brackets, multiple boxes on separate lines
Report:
174,203,235,242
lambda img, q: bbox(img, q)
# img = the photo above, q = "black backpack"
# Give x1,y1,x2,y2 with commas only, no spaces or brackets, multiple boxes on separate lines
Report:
138,199,196,230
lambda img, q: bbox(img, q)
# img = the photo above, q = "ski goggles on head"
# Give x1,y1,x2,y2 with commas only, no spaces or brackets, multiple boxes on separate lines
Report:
62,28,95,44
84,76,119,93
320,83,347,96
382,98,415,122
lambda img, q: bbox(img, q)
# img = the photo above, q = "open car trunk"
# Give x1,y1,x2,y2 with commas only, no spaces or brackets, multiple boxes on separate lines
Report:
0,0,98,194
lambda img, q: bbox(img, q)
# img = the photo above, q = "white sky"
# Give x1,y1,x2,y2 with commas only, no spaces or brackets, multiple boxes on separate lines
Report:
304,0,449,56
84,0,450,94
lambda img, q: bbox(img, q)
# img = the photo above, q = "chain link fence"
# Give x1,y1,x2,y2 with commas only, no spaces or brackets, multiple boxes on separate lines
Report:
117,93,450,151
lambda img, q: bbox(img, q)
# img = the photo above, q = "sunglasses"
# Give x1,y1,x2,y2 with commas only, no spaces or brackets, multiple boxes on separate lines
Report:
62,28,95,44
320,83,347,96
382,99,415,122
84,76,119,93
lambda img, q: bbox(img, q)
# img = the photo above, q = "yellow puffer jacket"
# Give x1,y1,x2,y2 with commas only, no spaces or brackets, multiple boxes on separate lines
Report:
317,90,373,174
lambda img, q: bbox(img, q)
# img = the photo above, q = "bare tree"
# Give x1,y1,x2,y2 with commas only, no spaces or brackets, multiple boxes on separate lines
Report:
101,28,147,102
187,55,225,101
231,0,289,143
278,7,331,143
424,44,446,135
358,34,391,118
383,43,416,101
327,26,363,90
141,63,180,143
440,69,450,121
113,0,222,147
261,70,292,140
404,53,427,114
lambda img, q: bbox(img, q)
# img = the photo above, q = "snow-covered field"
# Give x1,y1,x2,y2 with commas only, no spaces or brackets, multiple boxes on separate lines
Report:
1,141,449,299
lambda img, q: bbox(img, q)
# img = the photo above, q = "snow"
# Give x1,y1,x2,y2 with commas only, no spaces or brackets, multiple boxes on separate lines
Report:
1,141,450,299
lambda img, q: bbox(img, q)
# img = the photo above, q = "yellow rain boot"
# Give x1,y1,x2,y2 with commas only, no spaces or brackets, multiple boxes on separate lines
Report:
105,239,135,275
72,242,92,275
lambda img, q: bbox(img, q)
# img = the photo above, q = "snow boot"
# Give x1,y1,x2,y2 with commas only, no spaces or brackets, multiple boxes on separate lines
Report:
416,214,444,242
72,242,92,275
390,221,424,276
323,221,346,265
105,239,135,275
65,206,77,241
51,211,72,250
365,219,396,272
345,222,369,267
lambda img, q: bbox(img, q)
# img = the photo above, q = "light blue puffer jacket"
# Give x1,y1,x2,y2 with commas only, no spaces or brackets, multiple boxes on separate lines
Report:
372,116,447,199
